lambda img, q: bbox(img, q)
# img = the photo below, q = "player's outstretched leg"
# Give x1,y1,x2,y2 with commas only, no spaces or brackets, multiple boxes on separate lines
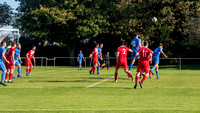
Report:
139,73,149,88
17,65,23,78
5,72,9,82
134,72,140,89
26,67,29,76
125,69,133,82
1,71,7,86
97,65,100,74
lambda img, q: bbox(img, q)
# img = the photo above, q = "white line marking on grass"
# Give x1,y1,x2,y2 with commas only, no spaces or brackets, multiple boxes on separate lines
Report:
0,108,199,111
86,74,128,88
86,76,114,88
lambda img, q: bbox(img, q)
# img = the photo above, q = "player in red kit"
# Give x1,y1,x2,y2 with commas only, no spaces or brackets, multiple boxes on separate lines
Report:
5,42,17,83
89,43,100,74
114,40,133,83
25,45,36,76
134,40,152,89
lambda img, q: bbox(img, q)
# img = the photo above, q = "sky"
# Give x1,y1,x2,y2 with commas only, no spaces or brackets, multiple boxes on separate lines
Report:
0,0,20,29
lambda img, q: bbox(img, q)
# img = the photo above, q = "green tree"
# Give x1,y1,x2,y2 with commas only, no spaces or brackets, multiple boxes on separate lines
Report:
0,2,13,27
16,0,109,65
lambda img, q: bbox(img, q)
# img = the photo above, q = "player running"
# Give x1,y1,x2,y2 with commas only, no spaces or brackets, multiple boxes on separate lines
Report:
101,52,110,70
89,43,99,74
114,40,133,83
150,43,167,79
0,41,10,86
134,40,152,89
77,50,85,70
25,45,36,76
97,43,103,74
5,42,16,83
13,43,23,78
129,33,142,72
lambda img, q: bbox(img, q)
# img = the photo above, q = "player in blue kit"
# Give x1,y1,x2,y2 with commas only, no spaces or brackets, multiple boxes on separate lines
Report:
77,50,85,70
13,43,23,78
129,33,142,72
97,43,103,74
150,43,167,79
0,41,10,86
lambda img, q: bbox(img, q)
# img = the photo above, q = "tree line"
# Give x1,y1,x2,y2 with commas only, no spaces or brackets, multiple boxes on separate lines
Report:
0,0,199,65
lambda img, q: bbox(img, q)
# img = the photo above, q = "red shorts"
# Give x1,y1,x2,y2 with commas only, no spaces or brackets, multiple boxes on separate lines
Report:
25,58,33,67
115,61,128,70
5,59,14,69
93,58,98,64
137,61,149,73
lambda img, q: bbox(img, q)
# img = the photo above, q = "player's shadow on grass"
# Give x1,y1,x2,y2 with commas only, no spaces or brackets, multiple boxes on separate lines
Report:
29,80,94,82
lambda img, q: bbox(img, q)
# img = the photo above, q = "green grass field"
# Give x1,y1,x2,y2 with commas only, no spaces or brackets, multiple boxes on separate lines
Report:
0,66,200,113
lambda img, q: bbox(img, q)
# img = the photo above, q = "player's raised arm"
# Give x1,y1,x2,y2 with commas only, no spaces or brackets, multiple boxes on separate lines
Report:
160,49,168,58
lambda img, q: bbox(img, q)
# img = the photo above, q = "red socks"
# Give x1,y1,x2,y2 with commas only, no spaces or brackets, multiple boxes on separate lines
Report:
90,67,96,74
29,68,32,73
142,75,148,83
149,71,151,75
135,76,139,83
9,73,13,80
115,73,118,80
127,72,132,78
5,72,9,80
26,68,29,73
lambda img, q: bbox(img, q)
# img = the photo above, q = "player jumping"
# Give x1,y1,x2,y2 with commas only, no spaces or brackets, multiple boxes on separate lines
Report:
114,40,133,83
89,43,99,74
129,33,142,72
134,40,152,89
0,41,10,86
13,43,23,78
25,45,36,76
97,43,103,74
150,43,167,79
77,50,85,70
5,42,16,83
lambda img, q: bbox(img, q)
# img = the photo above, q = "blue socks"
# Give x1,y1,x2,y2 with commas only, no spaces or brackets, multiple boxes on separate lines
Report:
129,63,133,71
156,71,159,79
13,69,15,77
17,68,21,75
151,65,156,71
1,72,6,83
97,65,100,72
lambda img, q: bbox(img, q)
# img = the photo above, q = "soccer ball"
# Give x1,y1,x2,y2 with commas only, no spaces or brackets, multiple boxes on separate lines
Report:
152,17,158,22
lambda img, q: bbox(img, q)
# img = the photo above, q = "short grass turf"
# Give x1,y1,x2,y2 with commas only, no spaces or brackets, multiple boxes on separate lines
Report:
0,66,200,113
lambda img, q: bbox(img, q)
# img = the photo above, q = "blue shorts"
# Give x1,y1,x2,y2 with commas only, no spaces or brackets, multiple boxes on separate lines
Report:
0,61,6,72
78,60,82,65
131,52,137,60
15,60,20,65
153,56,159,64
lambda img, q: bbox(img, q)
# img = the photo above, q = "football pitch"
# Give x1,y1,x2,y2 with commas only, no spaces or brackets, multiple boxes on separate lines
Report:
0,66,200,113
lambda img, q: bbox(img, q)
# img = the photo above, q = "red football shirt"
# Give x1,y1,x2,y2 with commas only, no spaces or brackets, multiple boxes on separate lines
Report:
137,47,152,62
116,46,131,62
6,47,16,60
27,50,35,59
92,48,98,60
